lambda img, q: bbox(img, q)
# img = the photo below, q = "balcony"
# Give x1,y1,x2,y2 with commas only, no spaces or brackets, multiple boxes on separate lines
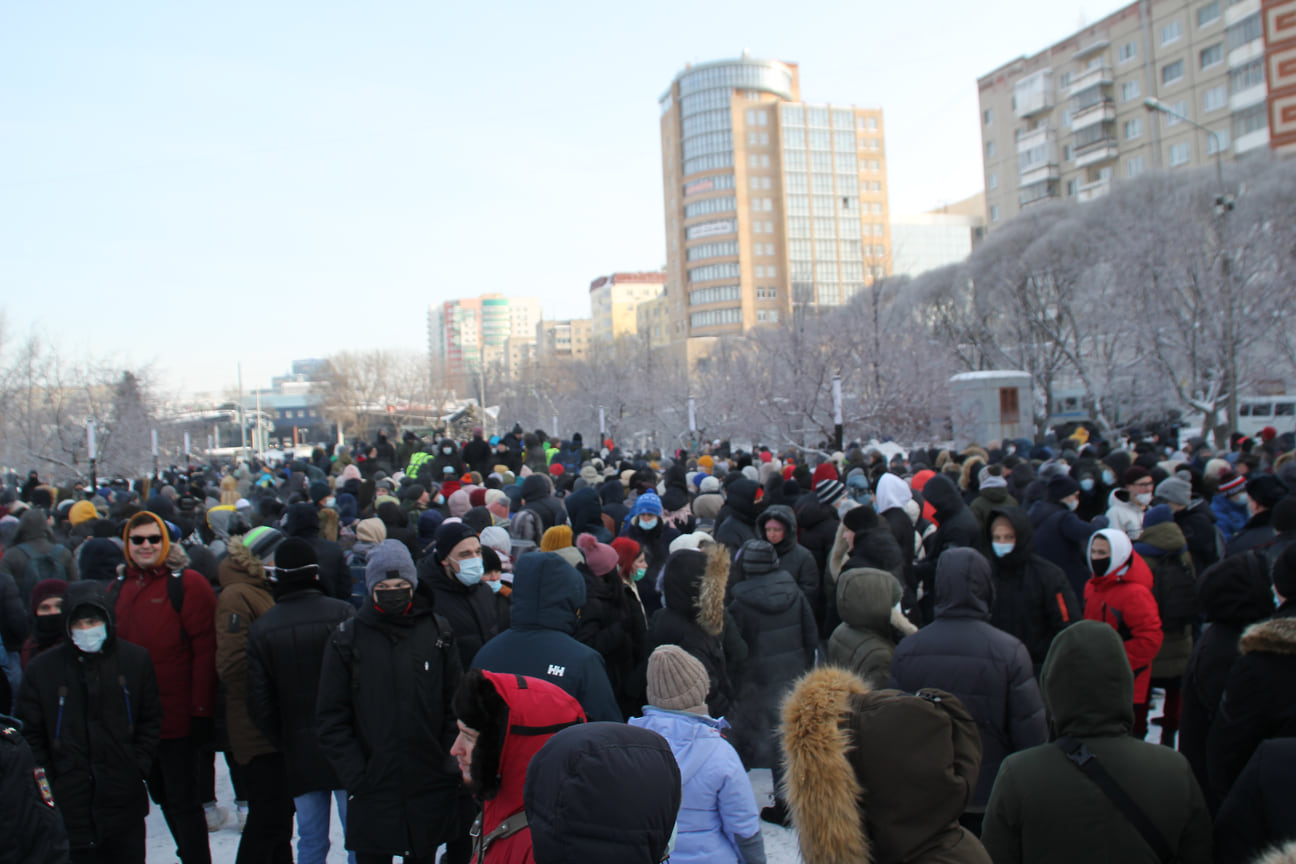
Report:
1076,177,1112,203
1072,39,1111,62
1229,40,1265,68
1014,70,1054,118
1073,137,1119,168
1231,83,1268,112
1224,0,1260,26
1235,126,1270,153
1071,98,1117,130
1019,178,1060,208
1065,65,1114,97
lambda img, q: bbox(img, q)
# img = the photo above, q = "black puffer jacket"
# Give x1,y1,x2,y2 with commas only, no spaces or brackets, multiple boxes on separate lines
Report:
726,541,817,768
15,581,162,850
646,547,735,717
713,479,759,554
246,585,355,797
1175,498,1221,577
756,505,821,613
1180,553,1275,812
416,555,498,669
573,563,640,720
913,474,981,623
889,547,1047,808
793,494,840,578
984,507,1079,673
1225,509,1277,559
316,598,463,859
1212,737,1296,864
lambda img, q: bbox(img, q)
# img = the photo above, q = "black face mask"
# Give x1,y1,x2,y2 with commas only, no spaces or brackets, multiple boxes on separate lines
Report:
373,587,412,616
35,615,63,641
1091,556,1111,577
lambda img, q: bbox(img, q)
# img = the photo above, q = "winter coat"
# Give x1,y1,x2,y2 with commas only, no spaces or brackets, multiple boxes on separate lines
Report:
1180,553,1275,812
564,487,610,543
15,582,162,850
1213,737,1296,864
1207,615,1296,803
316,597,463,859
888,548,1046,808
983,506,1078,673
628,707,761,864
755,505,821,612
1134,521,1196,680
828,567,900,688
876,472,918,567
646,547,736,718
1225,508,1277,558
969,487,1017,536
1176,498,1222,577
912,475,981,623
782,668,991,864
1212,493,1249,543
726,555,817,768
470,552,621,722
1029,499,1106,604
0,711,71,864
111,514,218,740
981,621,1212,864
1105,489,1145,540
623,519,678,615
245,585,355,797
463,436,493,478
573,565,640,720
214,539,277,765
467,672,587,864
793,494,840,580
281,505,351,601
0,571,29,653
0,510,77,609
417,555,498,669
712,479,759,554
1082,529,1163,705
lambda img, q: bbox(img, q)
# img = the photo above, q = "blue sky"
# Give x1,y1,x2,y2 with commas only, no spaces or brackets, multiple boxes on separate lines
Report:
1,0,1128,397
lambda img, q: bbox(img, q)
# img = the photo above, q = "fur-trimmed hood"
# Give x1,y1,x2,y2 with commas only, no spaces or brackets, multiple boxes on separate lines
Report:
220,536,268,590
660,544,729,636
781,667,986,864
1240,616,1296,656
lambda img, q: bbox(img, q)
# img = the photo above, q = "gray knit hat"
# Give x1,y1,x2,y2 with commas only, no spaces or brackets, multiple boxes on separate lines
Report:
646,645,710,715
364,539,419,594
1155,477,1192,508
737,539,780,577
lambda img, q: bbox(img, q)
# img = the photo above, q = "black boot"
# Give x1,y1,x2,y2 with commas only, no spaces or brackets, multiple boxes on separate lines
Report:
760,798,791,826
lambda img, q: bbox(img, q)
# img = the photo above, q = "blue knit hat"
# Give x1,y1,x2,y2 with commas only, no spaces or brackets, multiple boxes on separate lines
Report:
629,490,663,518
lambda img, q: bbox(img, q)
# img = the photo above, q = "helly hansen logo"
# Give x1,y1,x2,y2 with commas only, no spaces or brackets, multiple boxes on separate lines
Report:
547,664,566,677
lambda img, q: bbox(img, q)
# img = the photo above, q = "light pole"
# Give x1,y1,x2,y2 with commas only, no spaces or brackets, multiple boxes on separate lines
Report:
1142,97,1232,210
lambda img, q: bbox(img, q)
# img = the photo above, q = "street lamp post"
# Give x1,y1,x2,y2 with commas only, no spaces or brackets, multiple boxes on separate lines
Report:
1142,97,1231,209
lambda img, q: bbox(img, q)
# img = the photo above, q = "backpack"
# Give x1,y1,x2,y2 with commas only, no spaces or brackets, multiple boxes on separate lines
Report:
346,549,370,609
107,569,188,639
16,543,70,601
1149,553,1199,632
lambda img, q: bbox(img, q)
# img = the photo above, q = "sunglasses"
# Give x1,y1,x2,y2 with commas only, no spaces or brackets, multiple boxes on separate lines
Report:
129,534,164,546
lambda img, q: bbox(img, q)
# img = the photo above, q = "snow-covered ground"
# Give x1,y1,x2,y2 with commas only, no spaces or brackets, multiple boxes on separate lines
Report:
146,693,1168,862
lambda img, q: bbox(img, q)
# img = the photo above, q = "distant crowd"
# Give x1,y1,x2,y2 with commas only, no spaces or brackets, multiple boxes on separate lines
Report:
2,420,1296,864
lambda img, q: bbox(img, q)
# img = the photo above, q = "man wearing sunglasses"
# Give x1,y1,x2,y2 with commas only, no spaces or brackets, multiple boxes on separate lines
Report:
112,510,218,864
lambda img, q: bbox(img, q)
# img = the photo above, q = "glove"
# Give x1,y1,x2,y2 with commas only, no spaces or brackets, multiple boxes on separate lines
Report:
189,715,215,748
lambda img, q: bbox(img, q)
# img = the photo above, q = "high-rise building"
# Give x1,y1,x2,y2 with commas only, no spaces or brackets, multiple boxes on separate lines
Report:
890,193,986,278
428,295,542,393
589,271,667,343
660,54,890,362
535,319,592,368
979,0,1278,229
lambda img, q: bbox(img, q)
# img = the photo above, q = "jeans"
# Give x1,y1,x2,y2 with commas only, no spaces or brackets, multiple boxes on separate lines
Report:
294,789,355,864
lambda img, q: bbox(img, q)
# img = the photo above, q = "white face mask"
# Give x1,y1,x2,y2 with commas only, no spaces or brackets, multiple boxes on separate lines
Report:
71,623,108,654
1135,492,1153,506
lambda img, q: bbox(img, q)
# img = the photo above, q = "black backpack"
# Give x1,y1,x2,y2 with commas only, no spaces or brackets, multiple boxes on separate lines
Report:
16,543,70,602
107,569,188,639
1150,553,1199,631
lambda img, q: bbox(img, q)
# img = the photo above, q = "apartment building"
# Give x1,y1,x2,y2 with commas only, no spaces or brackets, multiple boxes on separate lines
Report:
589,271,667,343
979,0,1278,227
427,295,542,392
535,318,593,367
659,54,890,363
890,193,986,278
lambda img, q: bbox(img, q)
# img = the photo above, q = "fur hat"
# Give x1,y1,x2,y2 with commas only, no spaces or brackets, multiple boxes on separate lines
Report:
364,540,418,594
646,645,710,715
540,525,573,552
576,533,619,578
451,669,510,798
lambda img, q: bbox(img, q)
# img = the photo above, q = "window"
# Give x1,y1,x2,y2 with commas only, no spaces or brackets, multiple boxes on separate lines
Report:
683,196,735,218
834,131,855,151
1168,141,1191,166
808,107,830,127
1063,143,1072,161
686,262,741,283
1200,43,1222,69
984,108,994,125
683,174,734,197
1230,59,1265,94
1232,104,1268,137
1162,60,1184,86
1066,179,1077,196
999,388,1020,424
831,108,853,128
782,106,804,126
1161,20,1183,45
990,205,1000,223
687,284,740,306
685,241,737,261
685,219,735,240
1127,155,1146,177
1164,100,1188,126
1124,117,1143,139
1206,127,1231,153
1118,40,1138,63
1203,85,1227,113
988,172,999,190
1197,1,1220,28
1227,13,1262,51
986,140,996,157
1121,79,1141,102
689,307,742,328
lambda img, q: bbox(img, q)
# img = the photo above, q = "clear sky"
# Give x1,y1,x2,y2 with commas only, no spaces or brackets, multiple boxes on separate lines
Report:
1,0,1128,398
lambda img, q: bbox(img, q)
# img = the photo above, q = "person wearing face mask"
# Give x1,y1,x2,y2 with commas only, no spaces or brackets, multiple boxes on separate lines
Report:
215,525,297,864
1211,473,1250,544
428,437,465,482
1106,466,1155,542
1083,529,1163,737
623,491,678,616
19,579,67,670
968,464,1018,537
1029,473,1109,609
16,580,163,863
317,539,468,864
1224,473,1288,559
984,508,1078,676
416,522,498,671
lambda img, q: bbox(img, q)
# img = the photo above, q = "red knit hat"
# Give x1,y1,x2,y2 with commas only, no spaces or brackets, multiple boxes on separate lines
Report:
812,463,839,487
782,464,795,481
469,488,487,508
759,451,773,464
1218,473,1246,495
30,579,68,613
549,463,565,476
1261,426,1278,443
611,537,641,580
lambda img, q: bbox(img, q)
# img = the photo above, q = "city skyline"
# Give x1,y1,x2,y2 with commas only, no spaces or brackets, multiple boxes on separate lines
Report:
2,0,1137,396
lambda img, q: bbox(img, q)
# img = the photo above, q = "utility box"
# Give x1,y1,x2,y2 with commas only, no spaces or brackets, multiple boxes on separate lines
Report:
949,371,1034,448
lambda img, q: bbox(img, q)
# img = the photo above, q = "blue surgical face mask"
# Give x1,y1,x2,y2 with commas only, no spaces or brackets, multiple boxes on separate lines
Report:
1079,478,1095,493
1101,470,1116,486
638,517,659,532
485,577,503,594
71,623,108,654
992,541,1015,558
455,556,484,587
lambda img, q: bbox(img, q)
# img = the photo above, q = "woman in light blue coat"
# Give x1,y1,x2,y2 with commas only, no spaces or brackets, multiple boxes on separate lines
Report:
629,645,765,864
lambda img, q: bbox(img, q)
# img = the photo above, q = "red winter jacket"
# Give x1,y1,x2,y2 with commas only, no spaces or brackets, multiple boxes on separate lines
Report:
113,513,218,740
1083,529,1163,705
473,671,586,864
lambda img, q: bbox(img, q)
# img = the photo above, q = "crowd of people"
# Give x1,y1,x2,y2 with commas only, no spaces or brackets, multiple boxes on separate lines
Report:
1,420,1295,864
